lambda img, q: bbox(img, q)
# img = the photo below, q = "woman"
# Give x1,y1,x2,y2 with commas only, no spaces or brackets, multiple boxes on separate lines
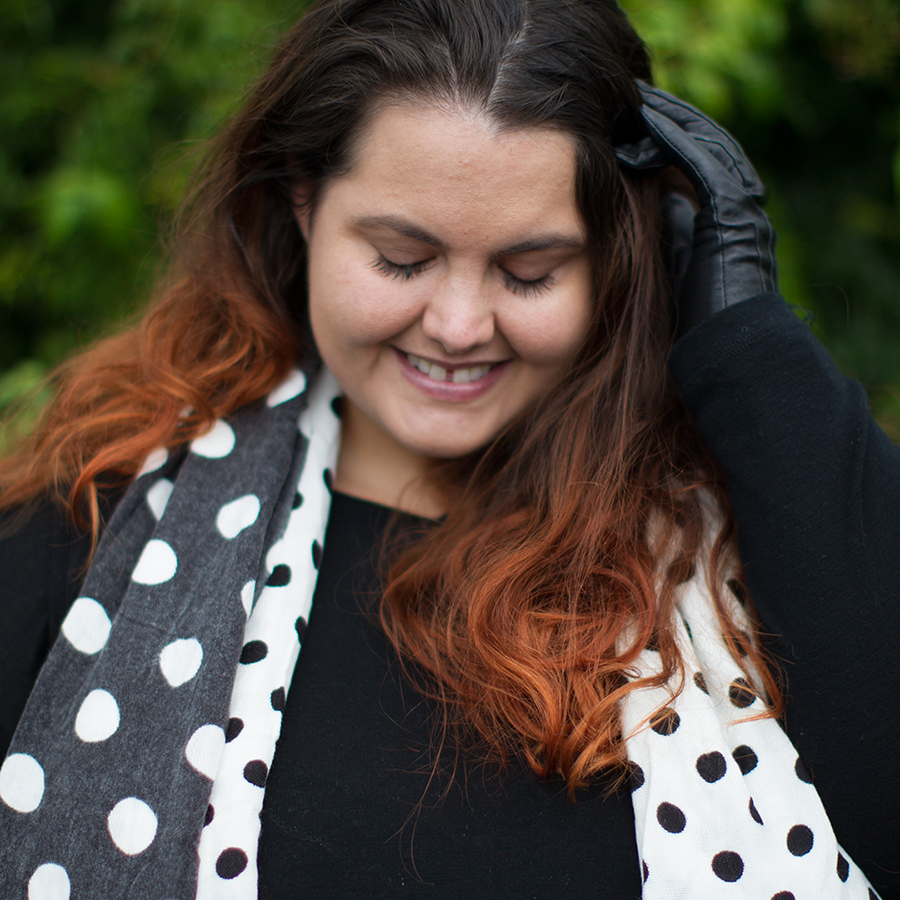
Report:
0,1,896,897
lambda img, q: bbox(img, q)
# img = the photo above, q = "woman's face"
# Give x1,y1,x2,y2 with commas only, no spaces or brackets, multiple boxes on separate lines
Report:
298,101,593,491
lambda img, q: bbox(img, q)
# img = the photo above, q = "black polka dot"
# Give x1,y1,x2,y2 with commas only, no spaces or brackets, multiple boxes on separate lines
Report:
240,640,268,664
243,760,269,787
749,797,763,824
693,671,709,694
642,860,649,883
732,744,758,775
204,804,214,826
625,761,645,792
225,717,244,742
727,577,748,607
216,848,248,879
737,630,751,657
331,396,344,418
323,468,333,492
795,756,813,784
644,631,660,652
649,706,680,736
312,540,322,570
869,890,879,900
271,687,286,711
728,678,756,708
787,824,814,856
656,802,686,833
266,564,291,587
292,492,304,510
837,852,849,882
711,851,744,882
681,616,693,642
772,893,795,900
295,616,307,642
696,751,727,783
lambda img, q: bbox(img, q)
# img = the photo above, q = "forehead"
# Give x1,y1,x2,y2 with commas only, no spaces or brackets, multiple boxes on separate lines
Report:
323,101,584,250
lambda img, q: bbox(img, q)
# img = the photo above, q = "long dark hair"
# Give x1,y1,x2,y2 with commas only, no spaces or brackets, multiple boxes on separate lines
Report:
0,0,781,789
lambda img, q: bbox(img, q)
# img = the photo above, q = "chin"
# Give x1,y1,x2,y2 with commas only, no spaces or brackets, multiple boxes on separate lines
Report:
399,427,498,462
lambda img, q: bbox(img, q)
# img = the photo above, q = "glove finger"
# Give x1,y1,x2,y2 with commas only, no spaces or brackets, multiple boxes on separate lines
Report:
613,134,668,170
638,83,744,158
641,105,762,209
637,83,766,200
660,192,696,301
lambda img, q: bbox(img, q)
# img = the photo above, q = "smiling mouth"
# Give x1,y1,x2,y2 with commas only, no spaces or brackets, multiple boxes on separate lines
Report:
405,352,496,384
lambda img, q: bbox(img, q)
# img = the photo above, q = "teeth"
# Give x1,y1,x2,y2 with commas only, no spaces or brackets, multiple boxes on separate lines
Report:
406,353,493,384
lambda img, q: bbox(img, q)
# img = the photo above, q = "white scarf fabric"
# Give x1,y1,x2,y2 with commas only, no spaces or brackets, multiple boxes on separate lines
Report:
621,554,876,898
0,369,879,899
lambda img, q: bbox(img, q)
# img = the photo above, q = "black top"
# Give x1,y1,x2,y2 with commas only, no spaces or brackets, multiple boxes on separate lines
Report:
257,491,641,898
1,294,898,897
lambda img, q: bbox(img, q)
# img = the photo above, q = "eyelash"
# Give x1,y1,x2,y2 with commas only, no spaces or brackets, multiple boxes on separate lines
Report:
371,255,554,298
502,270,554,299
371,255,431,280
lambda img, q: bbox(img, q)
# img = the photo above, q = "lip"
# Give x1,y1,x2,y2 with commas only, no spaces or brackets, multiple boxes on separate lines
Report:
393,347,508,401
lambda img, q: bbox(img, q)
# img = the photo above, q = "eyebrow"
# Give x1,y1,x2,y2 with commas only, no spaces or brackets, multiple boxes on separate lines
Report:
353,214,585,256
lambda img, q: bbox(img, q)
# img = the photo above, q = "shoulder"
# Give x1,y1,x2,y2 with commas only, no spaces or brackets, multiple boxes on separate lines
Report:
0,488,124,669
1,500,82,606
0,499,98,669
0,498,97,755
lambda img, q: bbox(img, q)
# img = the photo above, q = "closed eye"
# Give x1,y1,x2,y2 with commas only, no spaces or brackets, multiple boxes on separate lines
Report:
502,271,554,298
372,253,555,298
371,255,432,280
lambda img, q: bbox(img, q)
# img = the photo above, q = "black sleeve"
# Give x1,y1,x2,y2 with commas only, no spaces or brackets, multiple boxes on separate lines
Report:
670,293,900,896
0,501,93,758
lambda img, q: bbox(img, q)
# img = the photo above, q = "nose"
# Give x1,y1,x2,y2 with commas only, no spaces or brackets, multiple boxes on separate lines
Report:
420,275,495,355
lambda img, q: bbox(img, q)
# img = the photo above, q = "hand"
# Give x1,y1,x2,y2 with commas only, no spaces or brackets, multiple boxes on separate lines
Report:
615,83,778,337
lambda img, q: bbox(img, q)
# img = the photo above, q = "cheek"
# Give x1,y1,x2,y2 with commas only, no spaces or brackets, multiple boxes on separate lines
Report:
501,297,592,368
308,249,424,350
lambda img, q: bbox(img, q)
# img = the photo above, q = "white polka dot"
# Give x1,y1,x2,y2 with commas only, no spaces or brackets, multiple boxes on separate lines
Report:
216,494,261,540
132,539,178,585
74,689,120,743
190,420,235,458
28,863,70,900
0,753,45,813
107,797,158,856
184,724,225,779
266,369,307,406
241,580,256,617
61,597,111,655
159,638,203,687
137,447,168,477
146,478,174,520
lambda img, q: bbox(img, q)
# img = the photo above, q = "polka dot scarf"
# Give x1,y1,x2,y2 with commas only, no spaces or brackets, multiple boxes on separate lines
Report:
620,564,880,899
0,368,340,899
0,369,880,899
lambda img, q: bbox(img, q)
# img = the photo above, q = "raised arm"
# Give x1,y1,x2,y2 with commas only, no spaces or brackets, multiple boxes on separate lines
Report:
618,86,900,895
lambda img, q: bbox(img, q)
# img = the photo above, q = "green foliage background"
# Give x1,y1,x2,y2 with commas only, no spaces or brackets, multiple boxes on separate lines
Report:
1,0,898,435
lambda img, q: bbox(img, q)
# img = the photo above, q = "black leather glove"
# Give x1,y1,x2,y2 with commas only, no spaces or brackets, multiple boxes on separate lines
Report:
615,83,778,337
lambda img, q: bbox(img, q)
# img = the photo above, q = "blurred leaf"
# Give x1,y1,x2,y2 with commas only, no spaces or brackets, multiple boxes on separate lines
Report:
39,168,139,245
0,358,51,452
802,0,900,79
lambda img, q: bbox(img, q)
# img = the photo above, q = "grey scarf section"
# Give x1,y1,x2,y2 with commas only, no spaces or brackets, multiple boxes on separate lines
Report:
0,377,313,898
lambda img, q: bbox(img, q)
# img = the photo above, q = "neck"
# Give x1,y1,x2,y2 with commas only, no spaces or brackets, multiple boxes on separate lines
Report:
334,401,447,519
